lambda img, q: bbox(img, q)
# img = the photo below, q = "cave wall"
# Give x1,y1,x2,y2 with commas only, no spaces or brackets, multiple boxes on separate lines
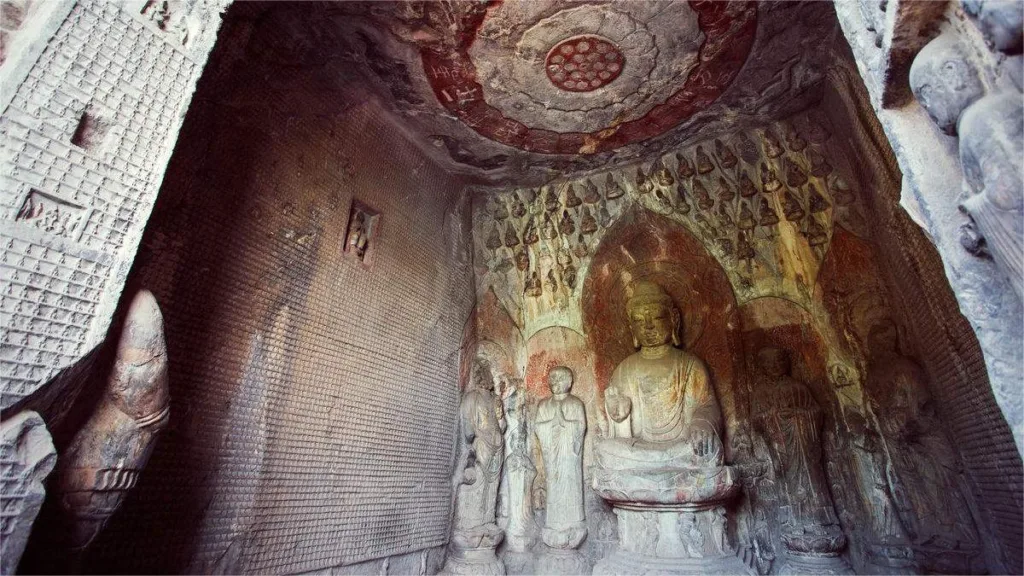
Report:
820,54,1024,574
468,109,1011,573
0,0,227,409
62,11,475,574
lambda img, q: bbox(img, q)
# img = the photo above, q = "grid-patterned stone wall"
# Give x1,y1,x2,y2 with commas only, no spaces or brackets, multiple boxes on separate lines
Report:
81,12,475,572
0,0,227,408
823,65,1024,574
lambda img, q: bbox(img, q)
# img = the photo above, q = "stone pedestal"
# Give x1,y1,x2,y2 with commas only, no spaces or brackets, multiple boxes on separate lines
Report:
592,465,751,575
593,503,752,575
441,524,506,576
536,548,588,575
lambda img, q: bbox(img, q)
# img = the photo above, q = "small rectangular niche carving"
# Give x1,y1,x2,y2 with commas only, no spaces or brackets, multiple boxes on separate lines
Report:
70,108,111,153
15,188,86,238
344,201,379,265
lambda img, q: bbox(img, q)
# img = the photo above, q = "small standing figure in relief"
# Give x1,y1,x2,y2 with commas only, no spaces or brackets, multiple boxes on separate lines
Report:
347,209,370,260
54,290,171,555
444,360,507,575
535,366,588,550
525,271,542,297
695,146,715,174
865,320,982,572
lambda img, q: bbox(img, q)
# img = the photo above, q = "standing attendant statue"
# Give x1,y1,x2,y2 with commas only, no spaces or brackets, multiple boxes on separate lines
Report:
752,347,852,575
442,360,507,576
499,376,538,554
535,366,588,575
535,366,587,548
865,320,981,573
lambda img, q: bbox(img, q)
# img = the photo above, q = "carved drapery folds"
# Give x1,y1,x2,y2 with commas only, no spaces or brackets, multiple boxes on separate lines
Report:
752,347,852,575
865,322,983,574
443,360,507,576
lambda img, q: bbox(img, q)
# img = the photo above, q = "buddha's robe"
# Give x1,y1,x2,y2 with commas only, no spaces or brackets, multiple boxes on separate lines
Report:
597,348,723,469
536,393,586,530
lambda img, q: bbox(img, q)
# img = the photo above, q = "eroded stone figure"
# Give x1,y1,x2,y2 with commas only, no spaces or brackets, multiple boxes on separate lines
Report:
498,376,537,553
443,360,507,575
54,290,170,555
751,347,851,575
349,211,369,259
844,410,918,574
535,366,587,549
0,411,56,575
591,281,744,575
865,321,983,574
534,367,588,575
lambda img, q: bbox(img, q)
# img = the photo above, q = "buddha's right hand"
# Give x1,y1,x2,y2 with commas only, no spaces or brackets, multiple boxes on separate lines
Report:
688,424,722,461
605,388,631,422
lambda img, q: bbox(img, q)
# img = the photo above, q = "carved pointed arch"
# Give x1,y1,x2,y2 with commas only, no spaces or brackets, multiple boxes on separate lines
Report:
580,206,744,431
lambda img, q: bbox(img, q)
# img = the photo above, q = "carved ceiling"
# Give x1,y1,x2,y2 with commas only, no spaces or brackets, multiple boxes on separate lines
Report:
236,1,841,186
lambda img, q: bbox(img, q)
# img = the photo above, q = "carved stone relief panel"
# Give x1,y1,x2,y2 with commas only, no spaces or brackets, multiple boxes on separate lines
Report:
465,110,994,574
344,201,380,264
472,111,869,344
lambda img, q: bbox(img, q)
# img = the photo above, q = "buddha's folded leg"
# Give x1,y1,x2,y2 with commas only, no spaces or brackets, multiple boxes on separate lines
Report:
594,437,706,471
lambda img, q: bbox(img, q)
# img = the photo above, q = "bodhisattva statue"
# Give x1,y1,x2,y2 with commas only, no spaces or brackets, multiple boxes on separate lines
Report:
442,360,507,576
498,376,537,554
843,410,918,574
865,321,982,574
536,366,587,549
591,281,746,575
751,347,852,575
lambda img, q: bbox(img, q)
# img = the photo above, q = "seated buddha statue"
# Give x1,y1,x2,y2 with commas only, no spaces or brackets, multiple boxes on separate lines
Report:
595,280,724,472
591,281,742,574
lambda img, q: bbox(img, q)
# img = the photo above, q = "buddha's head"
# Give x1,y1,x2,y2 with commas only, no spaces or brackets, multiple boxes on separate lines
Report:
626,281,681,349
867,319,899,354
756,346,791,378
547,366,574,395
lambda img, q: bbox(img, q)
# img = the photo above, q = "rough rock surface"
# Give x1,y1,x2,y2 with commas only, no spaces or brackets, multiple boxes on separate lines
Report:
0,411,56,576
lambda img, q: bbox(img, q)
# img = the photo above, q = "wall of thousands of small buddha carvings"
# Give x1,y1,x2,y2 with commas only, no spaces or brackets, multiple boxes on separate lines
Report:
467,110,988,575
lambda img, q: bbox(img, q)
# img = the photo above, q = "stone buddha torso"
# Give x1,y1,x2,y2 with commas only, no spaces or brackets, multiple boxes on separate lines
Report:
595,281,725,472
609,347,720,443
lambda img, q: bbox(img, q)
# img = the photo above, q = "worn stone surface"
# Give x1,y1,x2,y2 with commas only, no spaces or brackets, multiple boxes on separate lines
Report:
469,105,1020,573
0,0,228,409
0,410,56,576
534,366,586,551
52,288,170,557
48,7,477,571
586,281,745,575
958,92,1024,299
865,320,984,573
442,359,507,576
909,32,986,134
965,0,1024,54
497,377,537,553
822,53,1023,573
752,347,852,575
